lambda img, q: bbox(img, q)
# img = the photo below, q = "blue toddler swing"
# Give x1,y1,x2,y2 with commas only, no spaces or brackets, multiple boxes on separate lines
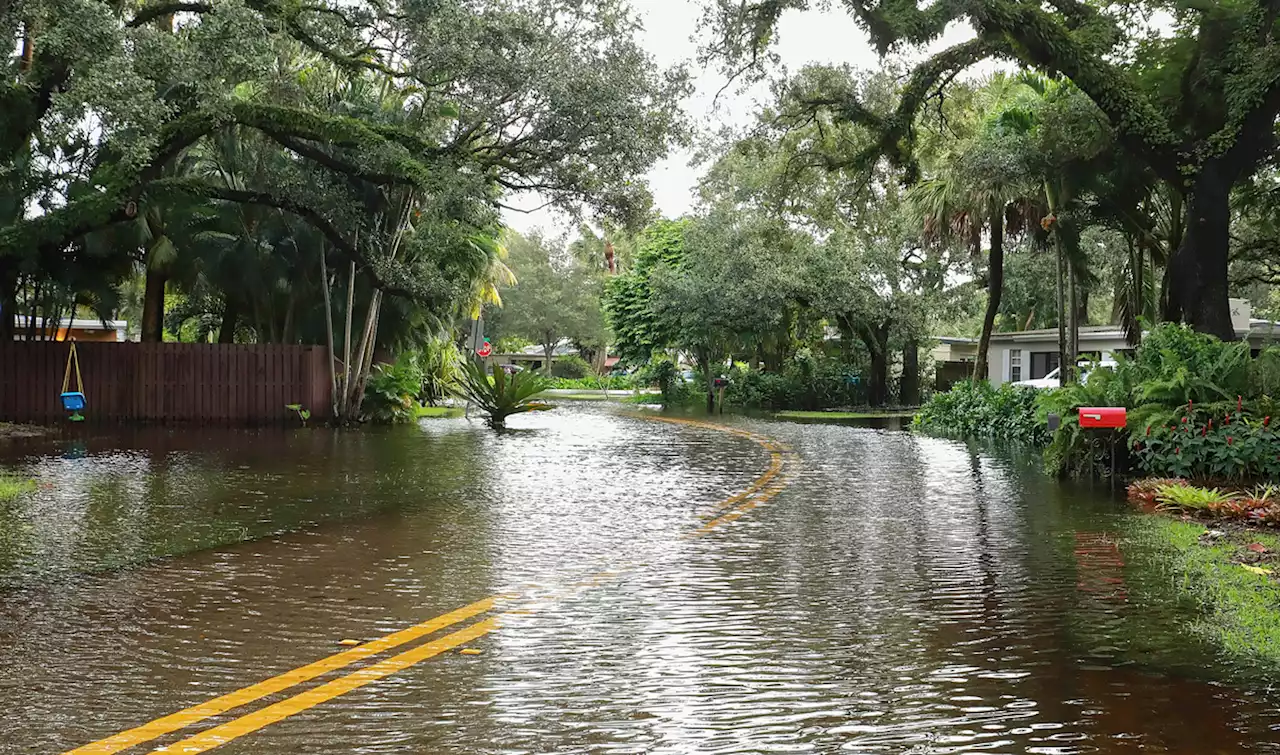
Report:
61,341,86,422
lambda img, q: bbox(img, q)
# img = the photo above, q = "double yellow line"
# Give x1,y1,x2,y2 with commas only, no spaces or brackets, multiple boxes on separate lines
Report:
65,415,795,755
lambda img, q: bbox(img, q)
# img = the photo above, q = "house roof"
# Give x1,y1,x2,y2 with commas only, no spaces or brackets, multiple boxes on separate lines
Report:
990,325,1130,343
13,315,127,329
934,335,978,345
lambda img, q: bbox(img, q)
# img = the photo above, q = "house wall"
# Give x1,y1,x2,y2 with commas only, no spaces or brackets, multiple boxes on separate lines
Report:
989,335,1131,387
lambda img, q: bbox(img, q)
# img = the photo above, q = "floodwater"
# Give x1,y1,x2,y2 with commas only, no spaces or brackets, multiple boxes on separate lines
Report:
1,405,1278,754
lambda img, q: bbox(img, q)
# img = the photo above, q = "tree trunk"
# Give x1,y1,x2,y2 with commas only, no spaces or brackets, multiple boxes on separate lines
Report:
973,207,1005,383
700,349,715,413
1162,169,1235,340
859,322,891,407
1067,262,1080,383
1056,232,1069,386
141,270,166,343
543,342,555,376
217,297,238,344
0,261,16,341
900,339,920,406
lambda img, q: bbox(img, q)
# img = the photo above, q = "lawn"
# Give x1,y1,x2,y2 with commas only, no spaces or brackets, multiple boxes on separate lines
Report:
1132,517,1280,666
414,405,466,419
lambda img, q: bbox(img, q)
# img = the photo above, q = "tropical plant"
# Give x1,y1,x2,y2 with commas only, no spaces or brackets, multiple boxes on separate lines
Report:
1154,484,1237,513
453,361,552,430
419,339,463,406
363,354,425,424
284,404,312,426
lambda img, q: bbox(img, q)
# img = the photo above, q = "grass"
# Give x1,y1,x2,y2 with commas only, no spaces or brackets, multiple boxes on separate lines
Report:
0,474,37,502
774,409,916,420
1136,517,1280,665
413,405,465,419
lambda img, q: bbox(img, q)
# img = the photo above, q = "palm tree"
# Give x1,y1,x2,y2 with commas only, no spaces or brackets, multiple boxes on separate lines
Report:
910,137,1032,383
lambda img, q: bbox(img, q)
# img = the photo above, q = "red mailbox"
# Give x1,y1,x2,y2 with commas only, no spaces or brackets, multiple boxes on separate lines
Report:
1079,407,1127,429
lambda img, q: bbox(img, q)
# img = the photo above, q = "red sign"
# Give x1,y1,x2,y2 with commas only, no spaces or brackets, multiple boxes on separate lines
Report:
1079,407,1127,429
476,340,492,358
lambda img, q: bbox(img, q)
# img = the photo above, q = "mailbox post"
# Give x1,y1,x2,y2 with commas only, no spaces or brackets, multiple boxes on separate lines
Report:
1079,407,1128,485
713,377,729,415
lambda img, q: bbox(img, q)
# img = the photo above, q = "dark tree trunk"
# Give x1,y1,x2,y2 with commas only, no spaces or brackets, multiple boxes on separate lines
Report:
217,297,238,343
858,322,891,407
698,349,714,413
1162,169,1235,340
900,339,920,406
141,270,166,343
974,208,1005,382
0,261,16,341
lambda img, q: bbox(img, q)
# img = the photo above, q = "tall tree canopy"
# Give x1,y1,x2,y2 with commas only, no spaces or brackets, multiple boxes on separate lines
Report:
704,0,1280,340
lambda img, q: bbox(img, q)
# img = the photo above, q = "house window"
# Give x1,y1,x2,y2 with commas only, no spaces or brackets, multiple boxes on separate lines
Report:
1010,349,1023,382
1031,352,1059,380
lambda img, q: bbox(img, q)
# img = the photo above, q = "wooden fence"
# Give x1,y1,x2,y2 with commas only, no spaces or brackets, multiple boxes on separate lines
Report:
0,343,332,424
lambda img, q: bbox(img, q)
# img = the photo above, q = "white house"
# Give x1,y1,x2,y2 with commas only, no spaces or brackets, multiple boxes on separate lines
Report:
985,299,1280,386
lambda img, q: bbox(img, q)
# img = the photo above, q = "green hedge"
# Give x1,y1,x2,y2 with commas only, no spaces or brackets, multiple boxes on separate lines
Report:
913,380,1049,445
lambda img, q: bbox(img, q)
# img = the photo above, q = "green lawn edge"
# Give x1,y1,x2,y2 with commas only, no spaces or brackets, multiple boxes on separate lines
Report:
1134,518,1280,665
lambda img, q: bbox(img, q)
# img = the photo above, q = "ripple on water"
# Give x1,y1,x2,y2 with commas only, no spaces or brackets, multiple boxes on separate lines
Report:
1,408,1279,754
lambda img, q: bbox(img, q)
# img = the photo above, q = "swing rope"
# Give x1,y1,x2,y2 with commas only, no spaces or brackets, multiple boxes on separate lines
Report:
62,341,83,395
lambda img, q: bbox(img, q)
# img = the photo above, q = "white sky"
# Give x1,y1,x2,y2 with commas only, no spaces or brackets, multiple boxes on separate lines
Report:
501,1,974,236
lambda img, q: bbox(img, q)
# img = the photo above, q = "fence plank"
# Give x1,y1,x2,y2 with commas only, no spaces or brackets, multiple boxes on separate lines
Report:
0,342,331,425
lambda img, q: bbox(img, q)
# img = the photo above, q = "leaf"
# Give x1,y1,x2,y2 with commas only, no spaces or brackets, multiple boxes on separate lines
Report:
1241,564,1273,577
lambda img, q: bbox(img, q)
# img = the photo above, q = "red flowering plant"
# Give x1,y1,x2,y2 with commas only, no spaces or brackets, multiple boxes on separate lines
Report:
1134,398,1280,481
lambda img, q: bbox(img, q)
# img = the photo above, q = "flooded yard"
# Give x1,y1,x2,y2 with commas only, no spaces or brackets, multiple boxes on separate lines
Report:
1,405,1277,753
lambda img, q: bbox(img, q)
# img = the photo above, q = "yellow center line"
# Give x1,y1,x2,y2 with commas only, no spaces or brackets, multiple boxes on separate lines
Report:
63,598,497,755
67,413,797,755
146,618,499,755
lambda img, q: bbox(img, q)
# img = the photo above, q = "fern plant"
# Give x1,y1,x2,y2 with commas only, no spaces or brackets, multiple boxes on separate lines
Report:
454,362,553,429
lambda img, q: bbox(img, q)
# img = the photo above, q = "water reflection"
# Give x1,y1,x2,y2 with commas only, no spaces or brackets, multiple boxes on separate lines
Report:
1,407,1278,754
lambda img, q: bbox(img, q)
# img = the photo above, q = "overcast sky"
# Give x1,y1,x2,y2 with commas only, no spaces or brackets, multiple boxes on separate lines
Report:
500,2,893,236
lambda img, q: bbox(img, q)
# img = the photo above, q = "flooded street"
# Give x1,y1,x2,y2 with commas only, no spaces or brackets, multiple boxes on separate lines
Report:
2,405,1279,753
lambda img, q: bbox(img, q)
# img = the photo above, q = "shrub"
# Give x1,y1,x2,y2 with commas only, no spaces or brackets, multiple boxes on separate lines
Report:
547,375,632,390
1133,405,1280,481
913,380,1049,445
551,355,592,379
638,357,687,407
363,353,425,424
419,339,462,406
725,351,863,410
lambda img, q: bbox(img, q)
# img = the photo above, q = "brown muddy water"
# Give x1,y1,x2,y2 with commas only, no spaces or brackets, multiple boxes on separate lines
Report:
1,405,1278,754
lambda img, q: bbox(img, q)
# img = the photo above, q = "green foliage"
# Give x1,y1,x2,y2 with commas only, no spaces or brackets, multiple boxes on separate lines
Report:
492,231,607,373
363,353,425,424
724,351,863,410
547,375,632,390
284,404,312,425
0,475,36,503
604,219,689,366
913,380,1049,445
453,361,552,429
419,339,462,406
1041,325,1280,479
1153,484,1236,513
637,356,686,408
551,355,592,379
1131,519,1280,666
